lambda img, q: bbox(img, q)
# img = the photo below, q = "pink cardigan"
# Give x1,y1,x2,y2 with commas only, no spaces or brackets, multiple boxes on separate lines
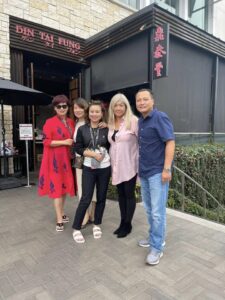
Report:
108,116,138,185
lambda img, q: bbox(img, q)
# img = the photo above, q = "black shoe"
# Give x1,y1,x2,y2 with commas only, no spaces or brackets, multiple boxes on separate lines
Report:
117,223,132,238
113,220,124,235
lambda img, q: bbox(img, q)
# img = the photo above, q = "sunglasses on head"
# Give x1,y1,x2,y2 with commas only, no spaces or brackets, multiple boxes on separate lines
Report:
56,104,68,109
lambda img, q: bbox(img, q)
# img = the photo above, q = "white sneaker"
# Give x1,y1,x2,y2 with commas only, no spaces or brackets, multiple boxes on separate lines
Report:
138,239,166,248
138,239,150,248
146,250,163,265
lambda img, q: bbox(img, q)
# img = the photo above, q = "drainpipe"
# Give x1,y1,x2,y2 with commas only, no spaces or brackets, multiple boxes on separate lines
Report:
211,55,219,142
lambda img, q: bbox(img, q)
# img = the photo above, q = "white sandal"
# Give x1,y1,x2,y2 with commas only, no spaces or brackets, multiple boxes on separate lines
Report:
72,230,85,243
93,226,102,239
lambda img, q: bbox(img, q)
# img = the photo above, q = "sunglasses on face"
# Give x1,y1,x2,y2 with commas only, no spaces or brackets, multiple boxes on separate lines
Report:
55,104,68,109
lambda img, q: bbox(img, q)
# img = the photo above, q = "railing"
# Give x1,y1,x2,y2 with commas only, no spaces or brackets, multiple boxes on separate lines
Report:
170,165,225,224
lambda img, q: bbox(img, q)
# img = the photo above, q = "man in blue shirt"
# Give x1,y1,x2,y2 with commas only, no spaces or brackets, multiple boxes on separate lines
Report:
136,89,175,265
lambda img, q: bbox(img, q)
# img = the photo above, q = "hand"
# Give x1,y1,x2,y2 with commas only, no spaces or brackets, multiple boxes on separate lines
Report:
98,122,108,129
64,139,73,146
93,152,104,162
162,170,172,183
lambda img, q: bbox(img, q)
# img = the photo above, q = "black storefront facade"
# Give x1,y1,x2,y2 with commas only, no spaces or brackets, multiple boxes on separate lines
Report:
85,4,225,144
8,4,225,172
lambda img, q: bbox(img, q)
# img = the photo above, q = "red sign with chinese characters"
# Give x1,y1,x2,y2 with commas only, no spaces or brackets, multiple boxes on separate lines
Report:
152,24,169,79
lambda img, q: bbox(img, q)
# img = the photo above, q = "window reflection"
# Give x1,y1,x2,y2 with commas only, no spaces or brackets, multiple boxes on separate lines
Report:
119,0,140,9
188,0,208,30
150,0,179,15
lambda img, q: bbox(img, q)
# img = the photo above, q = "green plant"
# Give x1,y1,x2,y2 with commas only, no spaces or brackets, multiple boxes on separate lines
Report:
169,144,225,224
107,180,142,202
172,144,225,207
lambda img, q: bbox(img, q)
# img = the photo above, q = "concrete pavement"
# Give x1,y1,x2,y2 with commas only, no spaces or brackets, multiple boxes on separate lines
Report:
0,183,225,300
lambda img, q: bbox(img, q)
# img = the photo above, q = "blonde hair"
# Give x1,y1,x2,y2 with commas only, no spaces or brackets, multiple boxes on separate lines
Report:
108,93,134,130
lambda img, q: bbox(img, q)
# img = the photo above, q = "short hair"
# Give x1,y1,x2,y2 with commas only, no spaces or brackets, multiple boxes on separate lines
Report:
71,97,89,121
135,88,154,99
86,100,107,123
108,93,134,130
52,94,70,106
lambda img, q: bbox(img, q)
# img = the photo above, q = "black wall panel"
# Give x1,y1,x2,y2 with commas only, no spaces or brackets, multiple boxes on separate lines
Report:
153,37,213,132
91,33,148,95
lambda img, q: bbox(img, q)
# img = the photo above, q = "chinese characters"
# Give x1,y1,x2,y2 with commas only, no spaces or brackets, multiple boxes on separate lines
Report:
152,24,169,79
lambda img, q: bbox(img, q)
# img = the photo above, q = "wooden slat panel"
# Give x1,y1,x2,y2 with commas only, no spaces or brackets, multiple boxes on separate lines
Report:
85,4,225,60
85,11,154,57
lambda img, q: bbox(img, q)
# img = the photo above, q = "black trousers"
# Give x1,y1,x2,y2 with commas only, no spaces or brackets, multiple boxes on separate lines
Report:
72,166,111,230
116,174,137,224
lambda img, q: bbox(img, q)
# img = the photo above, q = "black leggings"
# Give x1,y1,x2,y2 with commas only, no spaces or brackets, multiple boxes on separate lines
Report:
116,174,137,224
72,166,111,230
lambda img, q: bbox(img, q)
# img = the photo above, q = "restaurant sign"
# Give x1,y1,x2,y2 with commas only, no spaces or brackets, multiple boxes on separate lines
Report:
15,25,81,55
10,16,86,64
152,24,169,80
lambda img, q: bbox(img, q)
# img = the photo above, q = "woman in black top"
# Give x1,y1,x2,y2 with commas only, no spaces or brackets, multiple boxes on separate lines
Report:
72,100,111,243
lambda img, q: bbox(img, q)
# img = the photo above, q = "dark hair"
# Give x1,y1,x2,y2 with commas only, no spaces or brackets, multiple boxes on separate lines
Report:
52,94,70,106
135,88,154,99
70,97,89,121
86,100,107,124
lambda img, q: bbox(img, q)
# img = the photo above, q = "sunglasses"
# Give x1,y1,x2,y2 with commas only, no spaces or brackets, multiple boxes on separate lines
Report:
55,104,68,109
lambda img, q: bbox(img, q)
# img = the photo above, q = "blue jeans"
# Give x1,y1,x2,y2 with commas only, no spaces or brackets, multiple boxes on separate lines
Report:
140,173,169,252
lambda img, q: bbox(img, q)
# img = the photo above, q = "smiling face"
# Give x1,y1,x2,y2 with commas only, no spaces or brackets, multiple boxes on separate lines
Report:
136,90,154,117
54,102,69,118
89,104,103,124
73,103,85,120
113,101,126,119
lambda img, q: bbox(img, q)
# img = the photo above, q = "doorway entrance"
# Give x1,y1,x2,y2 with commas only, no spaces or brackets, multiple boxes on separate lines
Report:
11,50,83,173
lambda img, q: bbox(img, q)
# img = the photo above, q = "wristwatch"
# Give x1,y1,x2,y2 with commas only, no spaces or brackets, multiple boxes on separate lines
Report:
163,167,171,173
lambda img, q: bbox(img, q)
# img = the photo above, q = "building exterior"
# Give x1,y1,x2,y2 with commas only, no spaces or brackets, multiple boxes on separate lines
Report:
86,4,225,144
0,0,133,174
1,0,225,176
0,0,133,79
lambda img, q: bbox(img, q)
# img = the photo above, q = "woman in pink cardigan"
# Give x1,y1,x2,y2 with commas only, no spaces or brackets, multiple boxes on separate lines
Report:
108,93,138,238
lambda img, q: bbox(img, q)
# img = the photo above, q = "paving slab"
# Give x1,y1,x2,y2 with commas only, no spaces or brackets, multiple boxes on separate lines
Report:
0,182,225,300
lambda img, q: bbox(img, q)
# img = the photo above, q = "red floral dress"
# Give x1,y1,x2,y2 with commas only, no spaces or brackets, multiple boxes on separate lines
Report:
38,116,75,199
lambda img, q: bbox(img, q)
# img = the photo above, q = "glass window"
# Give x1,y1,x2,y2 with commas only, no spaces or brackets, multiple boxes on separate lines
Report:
188,0,208,30
118,0,140,9
153,0,179,15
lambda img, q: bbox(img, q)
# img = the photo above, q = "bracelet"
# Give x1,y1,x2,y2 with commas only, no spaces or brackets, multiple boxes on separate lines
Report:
163,168,171,173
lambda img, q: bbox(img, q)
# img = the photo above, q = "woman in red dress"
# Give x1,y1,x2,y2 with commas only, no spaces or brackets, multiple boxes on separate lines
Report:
38,95,75,232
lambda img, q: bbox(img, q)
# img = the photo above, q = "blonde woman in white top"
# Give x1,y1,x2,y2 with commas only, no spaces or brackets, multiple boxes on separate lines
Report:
72,98,96,226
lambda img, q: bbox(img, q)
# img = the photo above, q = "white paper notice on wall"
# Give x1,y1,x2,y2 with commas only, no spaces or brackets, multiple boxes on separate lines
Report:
19,124,33,140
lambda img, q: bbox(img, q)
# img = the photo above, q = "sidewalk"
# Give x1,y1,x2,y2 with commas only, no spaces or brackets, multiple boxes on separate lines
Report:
0,183,225,300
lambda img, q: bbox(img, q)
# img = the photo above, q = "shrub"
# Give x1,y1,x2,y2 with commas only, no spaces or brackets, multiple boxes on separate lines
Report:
173,144,225,206
170,144,225,224
107,144,225,224
107,179,142,202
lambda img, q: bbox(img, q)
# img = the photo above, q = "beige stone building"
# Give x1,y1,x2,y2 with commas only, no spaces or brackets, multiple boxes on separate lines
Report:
0,0,135,78
0,0,134,174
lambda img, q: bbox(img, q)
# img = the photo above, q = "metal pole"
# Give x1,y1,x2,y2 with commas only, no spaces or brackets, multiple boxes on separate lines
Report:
30,62,37,171
211,56,219,142
1,100,7,177
25,139,31,187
